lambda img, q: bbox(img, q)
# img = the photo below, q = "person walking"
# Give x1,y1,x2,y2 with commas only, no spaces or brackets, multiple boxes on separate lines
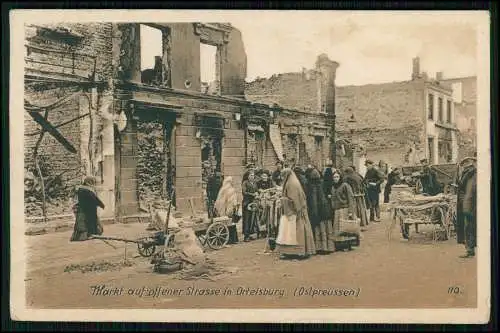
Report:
70,176,105,242
364,160,384,222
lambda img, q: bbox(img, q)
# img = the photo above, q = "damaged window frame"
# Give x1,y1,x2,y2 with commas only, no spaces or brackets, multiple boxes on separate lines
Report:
199,41,221,96
139,23,172,88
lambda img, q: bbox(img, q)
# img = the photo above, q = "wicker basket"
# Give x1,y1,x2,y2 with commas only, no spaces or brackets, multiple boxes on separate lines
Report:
337,218,361,236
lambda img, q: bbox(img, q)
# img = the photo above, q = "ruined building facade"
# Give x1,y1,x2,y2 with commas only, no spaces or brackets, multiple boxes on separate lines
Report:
438,76,477,160
24,23,337,221
246,57,461,171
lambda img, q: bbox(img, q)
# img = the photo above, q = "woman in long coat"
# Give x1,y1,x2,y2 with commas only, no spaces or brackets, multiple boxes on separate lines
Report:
330,170,358,238
70,176,105,241
343,166,369,228
306,167,335,253
276,168,316,259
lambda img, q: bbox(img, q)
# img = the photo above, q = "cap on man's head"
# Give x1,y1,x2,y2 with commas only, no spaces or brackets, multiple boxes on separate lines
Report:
365,159,374,165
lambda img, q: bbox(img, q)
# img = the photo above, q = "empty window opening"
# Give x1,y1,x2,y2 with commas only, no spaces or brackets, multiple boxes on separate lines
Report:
446,100,452,123
428,93,434,120
140,24,163,86
438,97,444,122
200,43,219,94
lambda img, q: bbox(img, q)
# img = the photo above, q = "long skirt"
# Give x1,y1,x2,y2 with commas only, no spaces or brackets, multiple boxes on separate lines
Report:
354,194,369,227
313,219,335,253
277,210,316,257
333,207,358,236
70,212,89,241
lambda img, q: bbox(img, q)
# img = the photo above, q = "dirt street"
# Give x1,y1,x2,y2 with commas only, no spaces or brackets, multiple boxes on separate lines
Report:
24,210,477,309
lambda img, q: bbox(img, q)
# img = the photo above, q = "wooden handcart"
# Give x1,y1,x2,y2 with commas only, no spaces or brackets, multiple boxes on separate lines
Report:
192,216,234,250
390,194,457,242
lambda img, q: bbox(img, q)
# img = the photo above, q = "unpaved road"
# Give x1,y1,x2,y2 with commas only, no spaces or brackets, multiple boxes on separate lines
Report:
24,210,477,309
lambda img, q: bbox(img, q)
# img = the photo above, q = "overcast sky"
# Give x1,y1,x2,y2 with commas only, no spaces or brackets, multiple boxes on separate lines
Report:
134,11,482,86
225,11,481,86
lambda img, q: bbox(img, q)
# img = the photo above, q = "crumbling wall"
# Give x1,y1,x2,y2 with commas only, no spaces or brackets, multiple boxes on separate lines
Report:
221,27,247,98
24,23,113,218
136,121,167,209
245,73,318,112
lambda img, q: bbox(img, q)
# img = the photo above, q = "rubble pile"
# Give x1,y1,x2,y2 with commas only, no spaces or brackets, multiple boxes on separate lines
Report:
64,260,134,274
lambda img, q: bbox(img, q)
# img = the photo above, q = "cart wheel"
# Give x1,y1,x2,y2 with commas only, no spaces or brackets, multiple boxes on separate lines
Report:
206,222,229,250
137,242,156,257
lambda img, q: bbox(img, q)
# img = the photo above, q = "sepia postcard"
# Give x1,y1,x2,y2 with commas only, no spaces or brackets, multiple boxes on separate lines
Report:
9,9,491,324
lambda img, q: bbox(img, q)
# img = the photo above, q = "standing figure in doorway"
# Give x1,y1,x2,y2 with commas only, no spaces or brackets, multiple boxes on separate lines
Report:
364,160,384,222
70,176,105,242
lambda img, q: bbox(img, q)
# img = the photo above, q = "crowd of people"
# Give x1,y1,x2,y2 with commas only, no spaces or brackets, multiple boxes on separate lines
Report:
211,158,396,260
68,154,477,261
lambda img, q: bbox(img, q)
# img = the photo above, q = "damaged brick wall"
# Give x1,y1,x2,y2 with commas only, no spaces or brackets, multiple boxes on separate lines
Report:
440,76,477,159
247,73,427,167
24,23,113,218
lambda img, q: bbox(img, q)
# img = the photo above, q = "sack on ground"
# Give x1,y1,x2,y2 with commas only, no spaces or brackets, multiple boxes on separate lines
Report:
276,214,298,246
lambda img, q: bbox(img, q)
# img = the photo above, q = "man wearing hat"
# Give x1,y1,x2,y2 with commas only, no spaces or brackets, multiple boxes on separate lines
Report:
364,159,384,222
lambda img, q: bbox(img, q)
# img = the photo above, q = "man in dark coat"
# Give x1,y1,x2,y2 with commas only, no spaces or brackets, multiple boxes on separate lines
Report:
206,171,223,218
420,162,441,196
322,160,334,197
364,160,384,222
456,159,477,258
384,168,402,203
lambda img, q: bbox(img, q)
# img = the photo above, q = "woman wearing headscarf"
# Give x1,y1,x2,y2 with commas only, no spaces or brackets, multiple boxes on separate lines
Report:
306,167,334,253
276,168,316,259
330,169,358,242
343,166,369,228
70,176,105,242
214,176,240,244
241,169,259,242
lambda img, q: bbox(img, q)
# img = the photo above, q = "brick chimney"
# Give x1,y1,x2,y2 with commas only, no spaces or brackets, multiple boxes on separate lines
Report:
315,54,339,114
436,72,443,81
412,57,420,80
315,53,339,165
